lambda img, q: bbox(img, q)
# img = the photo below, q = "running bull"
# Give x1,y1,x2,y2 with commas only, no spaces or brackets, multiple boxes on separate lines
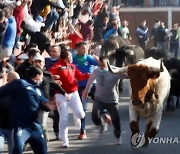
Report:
108,57,171,145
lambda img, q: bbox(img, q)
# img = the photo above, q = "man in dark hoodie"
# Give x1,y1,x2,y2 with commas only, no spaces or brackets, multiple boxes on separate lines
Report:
0,71,20,154
0,66,56,154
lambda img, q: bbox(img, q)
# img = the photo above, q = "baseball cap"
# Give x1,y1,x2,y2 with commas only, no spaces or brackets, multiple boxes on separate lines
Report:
33,53,44,61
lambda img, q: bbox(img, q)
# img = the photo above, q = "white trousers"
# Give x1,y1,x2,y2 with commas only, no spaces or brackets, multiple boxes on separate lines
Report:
55,90,85,146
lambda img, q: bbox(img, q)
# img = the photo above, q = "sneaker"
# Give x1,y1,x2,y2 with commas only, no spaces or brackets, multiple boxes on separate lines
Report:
115,136,123,145
61,139,69,148
61,143,69,148
78,132,87,140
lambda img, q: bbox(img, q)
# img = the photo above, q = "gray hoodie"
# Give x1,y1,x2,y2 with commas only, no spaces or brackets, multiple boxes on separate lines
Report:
86,67,127,104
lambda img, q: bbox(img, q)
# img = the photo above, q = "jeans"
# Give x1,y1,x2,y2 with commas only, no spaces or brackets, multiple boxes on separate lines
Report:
78,86,88,132
0,128,13,154
157,42,167,51
170,42,179,58
92,99,121,138
45,8,59,30
12,127,47,154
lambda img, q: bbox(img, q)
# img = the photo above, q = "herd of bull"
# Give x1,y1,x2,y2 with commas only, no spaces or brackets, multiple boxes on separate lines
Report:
101,35,180,146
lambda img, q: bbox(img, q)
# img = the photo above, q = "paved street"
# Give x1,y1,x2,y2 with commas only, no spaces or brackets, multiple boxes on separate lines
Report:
3,80,180,154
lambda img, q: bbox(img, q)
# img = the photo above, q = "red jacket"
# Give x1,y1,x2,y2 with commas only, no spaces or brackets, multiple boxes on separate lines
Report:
13,5,25,36
68,33,83,49
49,60,89,93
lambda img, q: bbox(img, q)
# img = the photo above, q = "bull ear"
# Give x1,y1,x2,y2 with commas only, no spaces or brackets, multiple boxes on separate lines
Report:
107,61,128,73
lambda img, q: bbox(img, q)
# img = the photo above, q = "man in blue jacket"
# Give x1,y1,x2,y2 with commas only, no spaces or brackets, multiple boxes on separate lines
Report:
0,67,56,154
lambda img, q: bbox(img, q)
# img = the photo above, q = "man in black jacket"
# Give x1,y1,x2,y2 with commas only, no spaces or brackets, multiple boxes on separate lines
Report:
32,52,69,140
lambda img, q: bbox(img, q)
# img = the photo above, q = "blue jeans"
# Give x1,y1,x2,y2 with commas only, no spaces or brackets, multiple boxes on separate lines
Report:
12,127,47,154
78,86,88,132
0,128,13,154
45,9,59,30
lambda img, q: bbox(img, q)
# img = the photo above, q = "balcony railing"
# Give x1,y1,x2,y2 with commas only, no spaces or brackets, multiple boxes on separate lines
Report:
111,0,180,7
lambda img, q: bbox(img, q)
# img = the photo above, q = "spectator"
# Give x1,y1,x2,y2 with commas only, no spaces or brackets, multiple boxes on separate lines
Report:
92,0,103,16
176,25,180,48
13,0,27,48
103,22,119,41
108,6,121,27
68,20,83,54
156,21,168,52
82,0,94,17
30,0,64,21
21,22,50,53
136,20,149,50
93,1,109,42
72,0,83,25
169,23,179,58
120,20,131,40
1,7,16,62
151,19,161,47
0,9,7,47
79,19,94,41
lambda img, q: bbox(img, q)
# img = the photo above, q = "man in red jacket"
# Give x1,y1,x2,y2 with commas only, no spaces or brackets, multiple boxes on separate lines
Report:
49,49,89,148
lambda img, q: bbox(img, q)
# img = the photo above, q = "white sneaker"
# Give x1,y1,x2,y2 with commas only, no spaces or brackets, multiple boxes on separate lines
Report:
115,136,123,145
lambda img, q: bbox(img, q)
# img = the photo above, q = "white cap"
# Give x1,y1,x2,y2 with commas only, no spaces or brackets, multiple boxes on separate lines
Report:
33,53,44,62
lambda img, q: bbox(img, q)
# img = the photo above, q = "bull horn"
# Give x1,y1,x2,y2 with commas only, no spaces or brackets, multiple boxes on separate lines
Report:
107,61,128,73
160,58,164,72
149,59,164,72
125,49,134,56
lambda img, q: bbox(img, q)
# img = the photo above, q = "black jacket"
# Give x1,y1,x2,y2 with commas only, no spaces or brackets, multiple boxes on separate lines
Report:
41,70,66,99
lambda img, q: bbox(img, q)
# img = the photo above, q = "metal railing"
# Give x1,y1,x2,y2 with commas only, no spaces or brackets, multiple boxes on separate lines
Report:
111,0,180,7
